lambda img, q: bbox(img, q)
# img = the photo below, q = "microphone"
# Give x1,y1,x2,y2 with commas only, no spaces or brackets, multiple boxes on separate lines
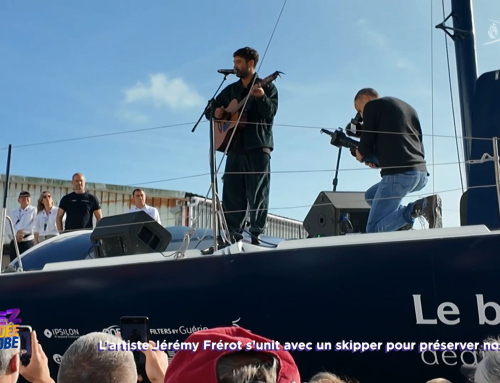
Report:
320,128,335,137
218,69,236,75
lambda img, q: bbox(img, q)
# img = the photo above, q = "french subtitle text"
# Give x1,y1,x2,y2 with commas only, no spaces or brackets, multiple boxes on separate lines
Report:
96,340,499,353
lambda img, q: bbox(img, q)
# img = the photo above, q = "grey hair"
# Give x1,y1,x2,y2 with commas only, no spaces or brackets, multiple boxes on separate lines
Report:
0,337,20,377
57,332,137,383
309,371,357,383
354,88,379,101
426,379,452,383
216,351,279,383
475,336,500,383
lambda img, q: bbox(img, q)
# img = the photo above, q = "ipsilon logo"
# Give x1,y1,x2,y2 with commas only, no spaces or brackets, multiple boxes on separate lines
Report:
44,328,80,339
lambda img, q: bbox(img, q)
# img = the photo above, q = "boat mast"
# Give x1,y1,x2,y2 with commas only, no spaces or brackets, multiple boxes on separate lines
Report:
436,0,478,186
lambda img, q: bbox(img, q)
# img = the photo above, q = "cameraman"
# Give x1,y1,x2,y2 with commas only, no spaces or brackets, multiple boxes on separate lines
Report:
353,88,442,232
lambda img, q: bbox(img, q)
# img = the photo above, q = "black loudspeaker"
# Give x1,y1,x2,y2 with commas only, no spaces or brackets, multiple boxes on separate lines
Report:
303,191,371,237
90,211,172,258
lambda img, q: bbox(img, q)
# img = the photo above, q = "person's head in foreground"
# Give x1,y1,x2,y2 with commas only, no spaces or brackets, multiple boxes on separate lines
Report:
57,332,137,383
473,337,500,383
309,372,354,383
163,326,301,383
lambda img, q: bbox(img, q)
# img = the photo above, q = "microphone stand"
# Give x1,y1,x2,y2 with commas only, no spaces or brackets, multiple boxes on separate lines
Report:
191,74,230,252
191,74,229,133
333,145,342,192
320,128,344,192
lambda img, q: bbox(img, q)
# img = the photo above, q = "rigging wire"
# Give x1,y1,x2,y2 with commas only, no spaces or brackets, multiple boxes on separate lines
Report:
0,120,494,154
258,0,288,67
431,0,435,195
130,160,467,188
441,0,465,193
132,173,211,185
11,122,199,149
430,0,439,309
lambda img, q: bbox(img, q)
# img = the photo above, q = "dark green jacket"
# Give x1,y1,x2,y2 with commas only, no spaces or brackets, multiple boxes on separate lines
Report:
205,73,278,152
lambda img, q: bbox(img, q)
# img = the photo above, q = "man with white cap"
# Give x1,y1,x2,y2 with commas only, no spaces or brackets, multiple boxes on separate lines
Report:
7,190,36,261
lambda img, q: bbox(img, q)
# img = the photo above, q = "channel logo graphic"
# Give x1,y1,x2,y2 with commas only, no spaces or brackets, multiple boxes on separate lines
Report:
0,308,21,326
0,308,21,350
485,20,500,45
53,354,63,364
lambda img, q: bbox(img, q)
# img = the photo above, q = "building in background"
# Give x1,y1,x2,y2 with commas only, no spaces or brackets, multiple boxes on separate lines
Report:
1,174,308,251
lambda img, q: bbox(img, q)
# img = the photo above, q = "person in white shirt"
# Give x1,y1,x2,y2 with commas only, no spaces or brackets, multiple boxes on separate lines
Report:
7,191,36,261
128,188,161,224
34,191,61,244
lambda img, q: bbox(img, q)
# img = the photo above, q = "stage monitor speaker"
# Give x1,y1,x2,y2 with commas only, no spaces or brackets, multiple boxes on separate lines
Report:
303,191,370,238
90,210,172,258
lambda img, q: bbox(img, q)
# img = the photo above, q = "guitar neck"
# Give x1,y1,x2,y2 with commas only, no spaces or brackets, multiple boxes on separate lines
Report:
235,74,276,111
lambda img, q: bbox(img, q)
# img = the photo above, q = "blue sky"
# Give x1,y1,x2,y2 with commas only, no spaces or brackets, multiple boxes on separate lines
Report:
0,0,499,229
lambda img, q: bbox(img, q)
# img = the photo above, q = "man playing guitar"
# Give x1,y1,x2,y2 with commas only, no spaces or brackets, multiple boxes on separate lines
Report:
205,47,278,245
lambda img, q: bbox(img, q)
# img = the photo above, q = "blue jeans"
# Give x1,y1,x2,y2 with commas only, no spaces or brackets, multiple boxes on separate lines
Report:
365,170,428,233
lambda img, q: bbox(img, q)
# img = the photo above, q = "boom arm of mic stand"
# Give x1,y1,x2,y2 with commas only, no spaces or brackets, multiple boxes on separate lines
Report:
191,74,229,133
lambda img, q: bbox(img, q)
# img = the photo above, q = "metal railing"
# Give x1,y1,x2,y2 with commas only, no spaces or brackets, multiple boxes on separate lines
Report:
183,196,308,239
0,215,23,273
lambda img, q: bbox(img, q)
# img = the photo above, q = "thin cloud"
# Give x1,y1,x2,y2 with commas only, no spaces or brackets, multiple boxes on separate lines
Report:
279,81,335,98
364,28,391,50
395,57,416,71
356,20,417,73
117,110,150,124
123,73,204,110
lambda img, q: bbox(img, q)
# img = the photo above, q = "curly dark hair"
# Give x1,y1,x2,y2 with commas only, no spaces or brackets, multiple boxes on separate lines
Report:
233,47,259,66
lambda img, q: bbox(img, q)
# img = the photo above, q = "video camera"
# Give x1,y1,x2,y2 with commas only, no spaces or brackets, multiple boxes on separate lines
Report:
321,113,379,167
321,128,359,153
345,112,363,138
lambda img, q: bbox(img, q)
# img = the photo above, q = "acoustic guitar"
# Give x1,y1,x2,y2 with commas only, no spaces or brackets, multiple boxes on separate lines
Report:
213,71,282,152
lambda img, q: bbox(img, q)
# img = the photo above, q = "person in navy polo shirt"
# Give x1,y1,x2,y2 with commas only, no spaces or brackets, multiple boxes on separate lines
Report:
56,173,102,232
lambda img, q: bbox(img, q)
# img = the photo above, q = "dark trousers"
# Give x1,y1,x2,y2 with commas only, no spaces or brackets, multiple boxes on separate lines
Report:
9,240,34,262
222,151,271,239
